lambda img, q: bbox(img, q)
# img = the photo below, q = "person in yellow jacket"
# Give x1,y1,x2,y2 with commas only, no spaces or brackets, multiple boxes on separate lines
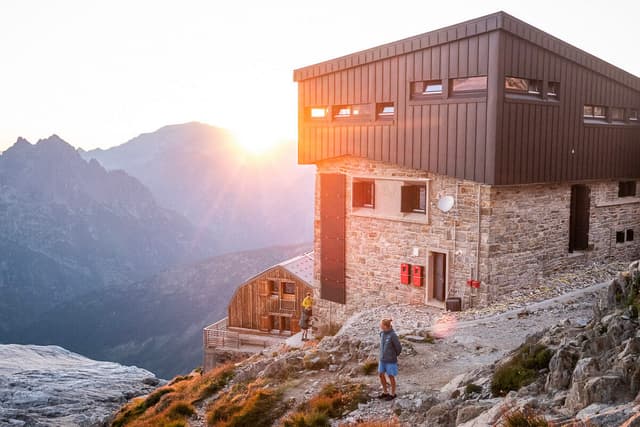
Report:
302,292,313,315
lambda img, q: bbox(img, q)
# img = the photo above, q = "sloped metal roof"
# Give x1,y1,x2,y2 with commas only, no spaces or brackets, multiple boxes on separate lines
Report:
279,251,315,287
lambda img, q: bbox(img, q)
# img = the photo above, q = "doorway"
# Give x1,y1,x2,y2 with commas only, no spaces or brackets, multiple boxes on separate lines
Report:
426,250,448,306
569,185,590,252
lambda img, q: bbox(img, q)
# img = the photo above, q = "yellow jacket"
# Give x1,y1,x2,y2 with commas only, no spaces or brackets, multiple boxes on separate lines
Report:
302,296,313,309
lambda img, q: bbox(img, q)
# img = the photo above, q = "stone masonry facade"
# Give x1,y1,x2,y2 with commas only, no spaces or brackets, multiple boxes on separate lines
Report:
310,156,640,325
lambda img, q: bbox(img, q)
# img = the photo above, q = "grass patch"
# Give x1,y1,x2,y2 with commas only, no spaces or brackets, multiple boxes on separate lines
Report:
166,401,195,419
491,344,553,397
206,379,287,427
169,375,192,385
193,364,235,402
282,382,369,426
503,407,549,427
361,360,378,375
112,387,174,427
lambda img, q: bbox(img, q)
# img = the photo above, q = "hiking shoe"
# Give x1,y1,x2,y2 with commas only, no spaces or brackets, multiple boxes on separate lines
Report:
377,392,390,399
383,394,396,401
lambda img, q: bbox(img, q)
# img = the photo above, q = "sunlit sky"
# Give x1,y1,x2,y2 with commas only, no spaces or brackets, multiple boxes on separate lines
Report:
1,0,639,153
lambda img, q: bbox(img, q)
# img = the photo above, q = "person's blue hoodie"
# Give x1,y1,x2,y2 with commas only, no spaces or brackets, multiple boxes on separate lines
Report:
379,328,402,363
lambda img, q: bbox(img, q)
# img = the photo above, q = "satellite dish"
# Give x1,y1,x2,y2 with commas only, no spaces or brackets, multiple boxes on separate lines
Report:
437,195,455,213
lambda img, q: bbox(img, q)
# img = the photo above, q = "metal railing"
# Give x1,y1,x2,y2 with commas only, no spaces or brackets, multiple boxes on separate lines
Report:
203,317,239,349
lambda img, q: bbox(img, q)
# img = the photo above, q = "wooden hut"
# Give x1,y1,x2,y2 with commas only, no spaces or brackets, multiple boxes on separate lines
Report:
203,252,314,371
227,252,315,335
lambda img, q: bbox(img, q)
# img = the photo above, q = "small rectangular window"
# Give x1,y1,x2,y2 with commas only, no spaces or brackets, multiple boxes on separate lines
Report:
611,108,625,122
376,102,395,120
504,77,542,95
282,282,296,295
308,107,328,120
352,180,375,208
616,231,625,243
411,80,443,99
332,104,371,120
584,105,606,120
547,82,560,99
619,181,637,197
401,184,427,214
627,229,634,242
629,110,638,121
451,76,487,94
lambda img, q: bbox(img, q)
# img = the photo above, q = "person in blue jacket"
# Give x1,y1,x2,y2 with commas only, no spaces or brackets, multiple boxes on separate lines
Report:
378,318,402,400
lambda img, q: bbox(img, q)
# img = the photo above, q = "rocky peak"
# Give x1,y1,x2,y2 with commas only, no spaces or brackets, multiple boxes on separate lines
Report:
0,344,162,426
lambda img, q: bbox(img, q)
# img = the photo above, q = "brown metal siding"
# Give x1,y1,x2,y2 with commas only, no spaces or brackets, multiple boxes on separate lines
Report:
496,33,640,185
298,33,494,183
296,13,640,185
319,173,346,304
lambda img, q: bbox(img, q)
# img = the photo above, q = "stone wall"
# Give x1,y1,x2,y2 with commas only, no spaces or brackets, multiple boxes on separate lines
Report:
310,156,640,324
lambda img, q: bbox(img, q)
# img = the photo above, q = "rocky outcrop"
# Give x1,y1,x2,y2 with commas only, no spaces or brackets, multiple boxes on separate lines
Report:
0,345,161,427
432,259,640,426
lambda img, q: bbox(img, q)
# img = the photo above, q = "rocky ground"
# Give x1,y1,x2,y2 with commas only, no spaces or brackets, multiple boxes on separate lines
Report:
0,345,161,427
186,259,640,426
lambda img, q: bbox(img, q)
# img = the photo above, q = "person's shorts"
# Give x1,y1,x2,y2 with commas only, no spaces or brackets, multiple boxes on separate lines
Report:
378,361,398,376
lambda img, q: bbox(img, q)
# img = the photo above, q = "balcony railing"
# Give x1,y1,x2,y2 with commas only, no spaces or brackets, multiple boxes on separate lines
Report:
268,295,297,313
203,317,239,349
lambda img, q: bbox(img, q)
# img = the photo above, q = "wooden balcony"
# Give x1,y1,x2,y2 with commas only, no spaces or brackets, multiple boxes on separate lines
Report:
203,317,285,351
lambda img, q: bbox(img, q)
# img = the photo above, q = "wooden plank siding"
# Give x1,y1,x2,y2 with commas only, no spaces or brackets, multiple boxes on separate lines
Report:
227,266,313,333
295,12,640,186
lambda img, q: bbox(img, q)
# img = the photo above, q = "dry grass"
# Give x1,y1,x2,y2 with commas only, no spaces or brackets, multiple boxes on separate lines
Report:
206,378,288,427
111,363,235,427
338,421,401,427
281,382,369,427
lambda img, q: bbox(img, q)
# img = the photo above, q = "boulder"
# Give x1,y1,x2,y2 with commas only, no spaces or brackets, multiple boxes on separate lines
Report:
545,346,579,391
455,402,495,425
565,357,600,412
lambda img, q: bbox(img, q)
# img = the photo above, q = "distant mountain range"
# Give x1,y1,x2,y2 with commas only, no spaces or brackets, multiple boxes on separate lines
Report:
15,243,311,379
0,124,315,378
81,122,315,252
0,135,217,338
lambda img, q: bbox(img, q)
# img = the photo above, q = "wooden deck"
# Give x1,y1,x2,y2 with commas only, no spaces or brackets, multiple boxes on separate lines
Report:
203,317,287,351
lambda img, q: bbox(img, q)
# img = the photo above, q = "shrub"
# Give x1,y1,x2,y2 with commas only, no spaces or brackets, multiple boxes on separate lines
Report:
283,410,329,427
166,401,195,419
362,360,378,375
465,383,482,395
112,387,174,427
503,407,549,427
491,344,553,397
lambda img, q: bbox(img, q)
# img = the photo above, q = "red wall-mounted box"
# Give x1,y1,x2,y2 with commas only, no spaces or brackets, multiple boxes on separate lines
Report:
412,265,424,287
400,263,411,284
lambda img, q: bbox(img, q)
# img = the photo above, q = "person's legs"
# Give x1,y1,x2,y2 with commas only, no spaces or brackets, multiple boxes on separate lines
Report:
389,375,396,396
378,361,389,396
378,373,388,394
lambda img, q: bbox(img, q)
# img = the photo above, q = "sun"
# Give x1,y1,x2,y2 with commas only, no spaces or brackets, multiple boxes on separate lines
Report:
232,127,282,155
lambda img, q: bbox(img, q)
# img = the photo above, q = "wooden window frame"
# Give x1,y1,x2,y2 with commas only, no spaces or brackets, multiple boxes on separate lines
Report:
401,184,427,214
505,77,543,98
352,180,375,208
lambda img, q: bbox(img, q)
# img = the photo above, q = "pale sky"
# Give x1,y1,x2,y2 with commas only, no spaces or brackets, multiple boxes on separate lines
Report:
1,0,639,152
